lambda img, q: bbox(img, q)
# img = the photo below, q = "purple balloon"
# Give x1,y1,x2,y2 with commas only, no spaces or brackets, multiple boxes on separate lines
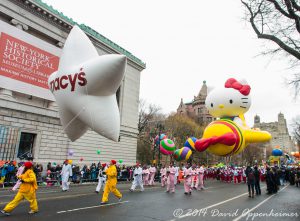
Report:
68,149,74,156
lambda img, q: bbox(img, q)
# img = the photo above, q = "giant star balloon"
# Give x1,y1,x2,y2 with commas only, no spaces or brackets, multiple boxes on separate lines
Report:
48,26,126,142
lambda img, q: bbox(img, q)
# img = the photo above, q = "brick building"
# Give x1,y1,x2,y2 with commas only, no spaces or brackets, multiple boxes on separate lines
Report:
254,113,296,155
176,80,214,125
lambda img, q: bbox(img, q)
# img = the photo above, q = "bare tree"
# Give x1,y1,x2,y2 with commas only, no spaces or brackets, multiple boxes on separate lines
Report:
241,143,265,165
138,99,161,135
291,116,300,149
241,0,300,96
136,99,163,164
165,114,204,148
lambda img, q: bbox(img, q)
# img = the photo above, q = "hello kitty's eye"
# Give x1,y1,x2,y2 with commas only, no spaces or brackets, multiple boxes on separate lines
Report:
210,103,213,107
229,99,233,104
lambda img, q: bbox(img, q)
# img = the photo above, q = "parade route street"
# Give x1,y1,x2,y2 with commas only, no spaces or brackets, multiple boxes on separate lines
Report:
0,180,299,221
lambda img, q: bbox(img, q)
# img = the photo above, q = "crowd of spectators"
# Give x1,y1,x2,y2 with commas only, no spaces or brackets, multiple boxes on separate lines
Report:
1,160,299,189
0,160,137,187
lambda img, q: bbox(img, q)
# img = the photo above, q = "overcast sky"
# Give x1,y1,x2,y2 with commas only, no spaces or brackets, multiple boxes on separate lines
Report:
43,0,299,131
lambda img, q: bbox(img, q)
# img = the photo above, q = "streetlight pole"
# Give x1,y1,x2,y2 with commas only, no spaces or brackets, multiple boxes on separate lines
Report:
157,123,164,167
158,124,161,166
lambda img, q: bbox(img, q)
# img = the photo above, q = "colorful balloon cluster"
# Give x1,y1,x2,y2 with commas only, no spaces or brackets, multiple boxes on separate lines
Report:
159,136,197,162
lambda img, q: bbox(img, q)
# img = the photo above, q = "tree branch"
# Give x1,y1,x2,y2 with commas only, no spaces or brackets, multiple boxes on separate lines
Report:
266,0,293,18
284,0,300,33
290,0,300,11
242,0,300,60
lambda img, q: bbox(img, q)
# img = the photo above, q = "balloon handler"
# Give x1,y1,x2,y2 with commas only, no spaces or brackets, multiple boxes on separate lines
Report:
101,160,122,204
1,162,38,216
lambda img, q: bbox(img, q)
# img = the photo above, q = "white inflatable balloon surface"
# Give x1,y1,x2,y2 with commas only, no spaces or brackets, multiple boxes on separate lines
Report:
48,26,126,142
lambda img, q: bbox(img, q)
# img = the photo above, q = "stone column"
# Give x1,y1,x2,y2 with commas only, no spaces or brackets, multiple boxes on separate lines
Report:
0,19,29,100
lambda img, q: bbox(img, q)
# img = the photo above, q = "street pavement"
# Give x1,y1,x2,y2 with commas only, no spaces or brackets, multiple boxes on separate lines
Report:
0,180,299,221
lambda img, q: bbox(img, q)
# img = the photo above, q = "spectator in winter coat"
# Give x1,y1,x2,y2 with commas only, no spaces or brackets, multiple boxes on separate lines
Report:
245,166,255,198
253,166,261,195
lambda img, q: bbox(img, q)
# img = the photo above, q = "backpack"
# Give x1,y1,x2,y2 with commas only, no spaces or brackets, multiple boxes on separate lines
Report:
248,170,255,181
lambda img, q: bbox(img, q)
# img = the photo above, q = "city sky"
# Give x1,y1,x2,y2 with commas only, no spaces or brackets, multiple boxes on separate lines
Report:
43,0,299,132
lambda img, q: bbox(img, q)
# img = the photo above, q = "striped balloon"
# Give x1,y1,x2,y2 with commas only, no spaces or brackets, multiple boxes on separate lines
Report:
173,149,181,161
179,147,192,160
173,147,192,161
160,139,176,155
184,137,197,151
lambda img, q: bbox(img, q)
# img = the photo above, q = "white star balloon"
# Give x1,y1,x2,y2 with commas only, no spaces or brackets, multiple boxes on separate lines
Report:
48,26,126,142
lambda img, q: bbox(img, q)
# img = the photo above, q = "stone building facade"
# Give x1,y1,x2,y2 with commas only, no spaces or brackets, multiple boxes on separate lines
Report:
0,0,145,165
254,113,296,154
176,81,213,125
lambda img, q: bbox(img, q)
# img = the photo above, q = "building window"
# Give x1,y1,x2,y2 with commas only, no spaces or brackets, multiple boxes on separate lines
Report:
0,126,19,161
17,132,36,159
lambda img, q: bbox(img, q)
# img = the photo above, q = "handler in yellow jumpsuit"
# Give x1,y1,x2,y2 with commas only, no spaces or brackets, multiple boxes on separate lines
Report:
0,161,38,216
101,160,122,204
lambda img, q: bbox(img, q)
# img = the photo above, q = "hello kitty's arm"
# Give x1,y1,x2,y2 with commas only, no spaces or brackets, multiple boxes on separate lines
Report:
233,117,243,126
233,114,249,128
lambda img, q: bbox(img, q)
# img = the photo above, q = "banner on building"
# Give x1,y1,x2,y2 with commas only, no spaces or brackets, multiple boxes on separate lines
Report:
0,20,61,100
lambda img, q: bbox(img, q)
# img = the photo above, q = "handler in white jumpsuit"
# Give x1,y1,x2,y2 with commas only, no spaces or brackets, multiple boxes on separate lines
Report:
129,163,144,192
95,164,107,193
61,160,72,191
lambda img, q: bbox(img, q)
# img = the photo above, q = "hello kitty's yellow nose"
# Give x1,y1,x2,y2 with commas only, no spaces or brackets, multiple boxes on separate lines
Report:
219,104,224,109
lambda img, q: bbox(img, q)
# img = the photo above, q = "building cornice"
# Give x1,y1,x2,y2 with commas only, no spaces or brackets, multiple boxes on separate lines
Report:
10,0,146,69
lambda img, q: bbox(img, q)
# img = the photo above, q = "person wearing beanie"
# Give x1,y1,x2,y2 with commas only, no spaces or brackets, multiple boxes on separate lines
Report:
101,160,122,204
12,157,34,192
1,161,38,216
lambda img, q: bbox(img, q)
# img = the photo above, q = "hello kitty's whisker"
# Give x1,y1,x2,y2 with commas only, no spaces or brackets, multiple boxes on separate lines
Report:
241,98,248,99
240,106,247,108
242,102,248,104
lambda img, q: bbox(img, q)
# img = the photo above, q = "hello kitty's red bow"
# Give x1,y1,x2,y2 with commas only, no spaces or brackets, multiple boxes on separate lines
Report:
225,78,251,95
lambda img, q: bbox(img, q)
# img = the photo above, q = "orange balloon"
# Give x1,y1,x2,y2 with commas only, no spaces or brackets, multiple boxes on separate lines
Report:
294,152,300,158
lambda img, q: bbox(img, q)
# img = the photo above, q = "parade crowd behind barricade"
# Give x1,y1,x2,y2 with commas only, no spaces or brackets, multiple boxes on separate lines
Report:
0,160,44,187
1,159,300,191
0,160,140,187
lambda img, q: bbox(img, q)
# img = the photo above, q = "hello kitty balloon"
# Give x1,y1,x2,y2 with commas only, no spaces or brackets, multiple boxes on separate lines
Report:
195,78,271,156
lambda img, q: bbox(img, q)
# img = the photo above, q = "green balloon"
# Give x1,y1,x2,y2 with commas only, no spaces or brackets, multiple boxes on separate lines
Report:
119,159,123,163
97,150,101,154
